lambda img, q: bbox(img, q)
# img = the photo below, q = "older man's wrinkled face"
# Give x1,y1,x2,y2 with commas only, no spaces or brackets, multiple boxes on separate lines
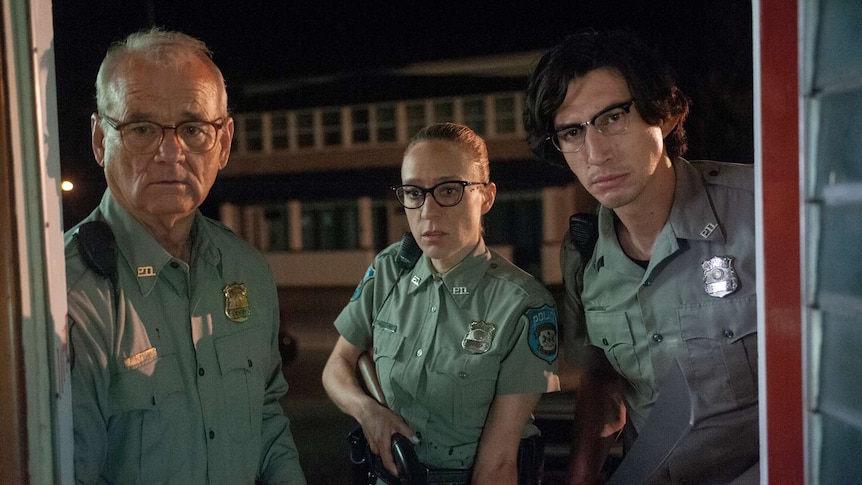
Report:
91,53,233,227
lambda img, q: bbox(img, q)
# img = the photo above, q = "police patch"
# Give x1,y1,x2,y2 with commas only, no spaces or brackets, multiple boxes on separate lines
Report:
350,265,375,301
527,305,558,363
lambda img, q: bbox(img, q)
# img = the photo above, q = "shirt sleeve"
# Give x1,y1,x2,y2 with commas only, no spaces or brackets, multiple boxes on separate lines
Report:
495,293,559,395
68,283,113,484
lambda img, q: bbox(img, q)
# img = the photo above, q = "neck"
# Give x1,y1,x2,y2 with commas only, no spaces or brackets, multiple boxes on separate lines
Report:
141,214,195,263
613,162,676,261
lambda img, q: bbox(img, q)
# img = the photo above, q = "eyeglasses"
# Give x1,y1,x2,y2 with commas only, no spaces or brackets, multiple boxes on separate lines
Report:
392,181,487,209
100,115,225,154
547,100,635,153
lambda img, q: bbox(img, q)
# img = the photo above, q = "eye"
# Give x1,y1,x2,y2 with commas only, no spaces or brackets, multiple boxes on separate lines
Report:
403,187,423,199
559,126,583,140
126,122,157,137
180,123,205,137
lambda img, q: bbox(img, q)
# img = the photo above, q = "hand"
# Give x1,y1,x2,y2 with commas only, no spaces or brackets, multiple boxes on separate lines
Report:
358,404,418,477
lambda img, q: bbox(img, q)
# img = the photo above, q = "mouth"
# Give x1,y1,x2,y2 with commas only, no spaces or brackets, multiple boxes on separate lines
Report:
421,230,447,240
590,173,627,190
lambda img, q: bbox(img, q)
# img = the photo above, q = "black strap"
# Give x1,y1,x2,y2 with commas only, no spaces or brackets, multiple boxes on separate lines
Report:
569,213,598,260
74,220,119,311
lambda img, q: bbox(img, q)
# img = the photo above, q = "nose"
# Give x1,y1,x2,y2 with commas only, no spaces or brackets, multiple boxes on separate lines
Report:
155,127,184,162
419,192,443,218
583,125,612,165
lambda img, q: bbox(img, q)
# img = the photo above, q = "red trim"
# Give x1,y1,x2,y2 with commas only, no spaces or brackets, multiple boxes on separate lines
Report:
759,0,804,480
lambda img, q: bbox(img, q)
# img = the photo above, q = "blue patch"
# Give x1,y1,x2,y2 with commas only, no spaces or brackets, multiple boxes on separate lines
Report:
527,305,558,363
350,265,375,301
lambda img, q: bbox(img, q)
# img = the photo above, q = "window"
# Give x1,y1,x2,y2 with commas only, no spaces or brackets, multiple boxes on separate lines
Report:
301,201,358,250
322,108,342,147
483,192,543,278
406,102,427,138
264,204,291,251
296,111,315,148
433,99,454,123
462,97,486,134
272,112,290,150
244,114,263,151
376,104,397,142
352,106,370,144
494,95,517,135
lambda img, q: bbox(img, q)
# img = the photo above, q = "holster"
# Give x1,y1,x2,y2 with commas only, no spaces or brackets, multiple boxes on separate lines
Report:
348,426,545,485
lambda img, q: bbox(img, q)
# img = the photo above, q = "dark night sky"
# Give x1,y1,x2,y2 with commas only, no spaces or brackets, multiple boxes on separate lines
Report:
52,1,753,224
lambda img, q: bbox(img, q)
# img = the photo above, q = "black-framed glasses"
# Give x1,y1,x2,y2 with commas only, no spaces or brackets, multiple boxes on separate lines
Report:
547,100,635,153
100,114,225,154
392,181,487,209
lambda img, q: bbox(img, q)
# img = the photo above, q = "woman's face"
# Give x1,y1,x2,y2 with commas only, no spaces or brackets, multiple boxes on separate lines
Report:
400,140,495,273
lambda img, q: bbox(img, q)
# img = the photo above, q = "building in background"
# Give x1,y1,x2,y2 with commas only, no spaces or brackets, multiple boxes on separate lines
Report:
211,51,591,288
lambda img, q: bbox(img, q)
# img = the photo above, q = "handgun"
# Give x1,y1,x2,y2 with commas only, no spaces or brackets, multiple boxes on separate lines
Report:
357,352,426,485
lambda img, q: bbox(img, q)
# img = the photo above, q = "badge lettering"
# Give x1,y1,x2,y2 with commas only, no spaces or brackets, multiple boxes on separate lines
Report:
700,222,718,238
124,347,158,369
137,266,156,277
453,287,468,295
411,275,421,286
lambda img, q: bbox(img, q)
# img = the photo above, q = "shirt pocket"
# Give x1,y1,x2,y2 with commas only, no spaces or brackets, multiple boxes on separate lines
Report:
108,352,184,481
215,326,267,443
585,311,648,395
372,327,405,404
427,347,499,430
678,295,758,406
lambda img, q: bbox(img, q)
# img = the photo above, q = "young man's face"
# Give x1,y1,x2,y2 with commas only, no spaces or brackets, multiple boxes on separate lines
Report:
552,68,676,211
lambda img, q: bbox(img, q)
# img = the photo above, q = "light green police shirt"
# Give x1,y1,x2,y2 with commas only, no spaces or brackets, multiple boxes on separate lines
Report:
66,190,306,485
561,159,759,482
335,240,559,469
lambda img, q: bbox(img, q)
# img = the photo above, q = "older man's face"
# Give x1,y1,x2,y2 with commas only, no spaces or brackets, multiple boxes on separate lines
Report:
91,53,233,227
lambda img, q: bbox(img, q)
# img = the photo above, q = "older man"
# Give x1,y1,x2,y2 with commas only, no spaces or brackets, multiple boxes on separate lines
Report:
65,28,306,484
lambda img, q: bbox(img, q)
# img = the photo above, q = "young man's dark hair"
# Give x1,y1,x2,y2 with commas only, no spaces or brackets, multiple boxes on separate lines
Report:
524,30,691,166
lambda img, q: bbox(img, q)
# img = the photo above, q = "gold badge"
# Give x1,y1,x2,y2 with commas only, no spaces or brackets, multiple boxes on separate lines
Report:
462,321,496,354
224,283,250,323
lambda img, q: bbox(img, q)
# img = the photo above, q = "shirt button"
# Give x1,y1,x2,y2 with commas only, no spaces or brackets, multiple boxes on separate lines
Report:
198,367,205,376
170,261,179,269
602,338,609,346
248,359,253,368
416,349,423,357
430,306,437,312
209,430,215,439
643,280,652,287
724,329,735,339
458,372,467,378
652,334,663,343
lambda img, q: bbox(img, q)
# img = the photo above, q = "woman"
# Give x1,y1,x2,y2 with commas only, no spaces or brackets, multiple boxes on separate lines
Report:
322,123,559,484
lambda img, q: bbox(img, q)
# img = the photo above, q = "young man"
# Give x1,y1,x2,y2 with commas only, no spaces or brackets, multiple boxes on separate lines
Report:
65,28,306,484
524,30,759,483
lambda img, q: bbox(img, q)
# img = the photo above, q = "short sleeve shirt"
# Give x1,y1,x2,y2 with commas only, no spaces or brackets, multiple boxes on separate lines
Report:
335,240,559,469
560,159,759,481
66,190,306,485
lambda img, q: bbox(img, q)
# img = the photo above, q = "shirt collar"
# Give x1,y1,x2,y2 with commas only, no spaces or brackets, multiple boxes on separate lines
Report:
590,158,726,273
99,189,221,296
406,239,491,309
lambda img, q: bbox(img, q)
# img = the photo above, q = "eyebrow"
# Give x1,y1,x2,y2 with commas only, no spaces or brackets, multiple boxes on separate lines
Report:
401,176,462,186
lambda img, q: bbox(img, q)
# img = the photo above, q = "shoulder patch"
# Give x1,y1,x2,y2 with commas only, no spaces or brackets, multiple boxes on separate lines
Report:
527,305,558,363
350,265,375,301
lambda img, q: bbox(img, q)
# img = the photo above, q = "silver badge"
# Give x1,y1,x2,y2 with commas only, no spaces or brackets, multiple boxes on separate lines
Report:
461,321,496,354
702,256,739,298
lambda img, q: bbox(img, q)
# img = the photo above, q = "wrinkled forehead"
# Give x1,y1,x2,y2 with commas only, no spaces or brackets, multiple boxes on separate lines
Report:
103,54,225,115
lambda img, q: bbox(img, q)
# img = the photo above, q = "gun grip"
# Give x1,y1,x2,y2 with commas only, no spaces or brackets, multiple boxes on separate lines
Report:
391,433,426,485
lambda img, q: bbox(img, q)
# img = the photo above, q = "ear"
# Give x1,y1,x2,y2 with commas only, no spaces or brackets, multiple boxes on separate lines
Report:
217,116,235,170
91,113,106,167
481,182,497,215
660,115,680,139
